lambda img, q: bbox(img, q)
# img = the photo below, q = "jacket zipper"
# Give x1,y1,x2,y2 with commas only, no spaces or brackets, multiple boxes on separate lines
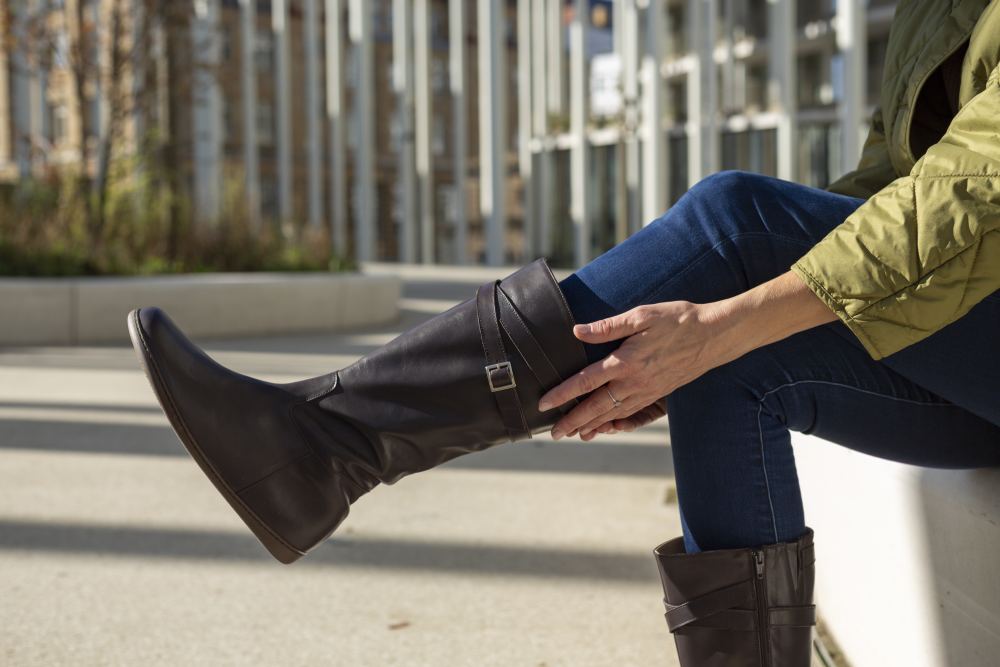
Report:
753,549,770,666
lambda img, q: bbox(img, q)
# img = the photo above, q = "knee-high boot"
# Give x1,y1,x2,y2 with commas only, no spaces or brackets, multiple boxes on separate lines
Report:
127,258,588,563
653,528,817,667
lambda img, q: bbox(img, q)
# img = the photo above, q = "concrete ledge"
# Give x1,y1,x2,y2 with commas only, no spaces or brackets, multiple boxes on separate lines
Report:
793,433,1000,667
0,272,401,345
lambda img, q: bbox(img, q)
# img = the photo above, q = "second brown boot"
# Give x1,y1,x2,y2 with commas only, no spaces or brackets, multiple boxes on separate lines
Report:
653,528,817,666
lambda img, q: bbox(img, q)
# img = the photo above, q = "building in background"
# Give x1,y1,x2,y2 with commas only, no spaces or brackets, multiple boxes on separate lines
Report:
0,0,895,268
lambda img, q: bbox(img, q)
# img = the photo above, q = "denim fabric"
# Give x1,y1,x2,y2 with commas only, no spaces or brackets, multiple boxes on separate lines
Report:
557,170,1000,554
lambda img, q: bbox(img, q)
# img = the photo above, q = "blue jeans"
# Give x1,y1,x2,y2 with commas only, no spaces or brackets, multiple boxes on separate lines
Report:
557,170,1000,554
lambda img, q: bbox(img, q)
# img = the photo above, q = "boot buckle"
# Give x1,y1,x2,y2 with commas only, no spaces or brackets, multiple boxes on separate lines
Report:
485,362,517,392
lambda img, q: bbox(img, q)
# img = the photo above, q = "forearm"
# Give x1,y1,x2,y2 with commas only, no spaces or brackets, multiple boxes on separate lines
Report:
700,271,838,362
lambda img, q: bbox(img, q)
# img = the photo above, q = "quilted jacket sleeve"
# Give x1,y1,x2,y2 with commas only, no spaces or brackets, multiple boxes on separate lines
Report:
824,105,900,200
790,63,1000,359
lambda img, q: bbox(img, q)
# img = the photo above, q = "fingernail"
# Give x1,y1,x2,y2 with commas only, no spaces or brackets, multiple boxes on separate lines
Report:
551,428,563,440
575,323,590,334
538,400,552,411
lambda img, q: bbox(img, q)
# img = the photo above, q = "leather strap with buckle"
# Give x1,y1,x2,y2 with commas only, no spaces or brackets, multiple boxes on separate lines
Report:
476,280,531,442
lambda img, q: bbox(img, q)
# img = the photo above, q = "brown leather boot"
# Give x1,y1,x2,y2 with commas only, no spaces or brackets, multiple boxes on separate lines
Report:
127,258,588,564
653,528,817,667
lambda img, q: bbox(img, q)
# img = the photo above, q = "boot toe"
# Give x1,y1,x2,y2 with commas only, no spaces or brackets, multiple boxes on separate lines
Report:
127,307,348,562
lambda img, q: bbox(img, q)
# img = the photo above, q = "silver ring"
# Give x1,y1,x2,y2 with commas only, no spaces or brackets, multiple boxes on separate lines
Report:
605,386,623,408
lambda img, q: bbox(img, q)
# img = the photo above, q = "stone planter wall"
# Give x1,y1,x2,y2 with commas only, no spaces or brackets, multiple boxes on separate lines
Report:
0,272,401,345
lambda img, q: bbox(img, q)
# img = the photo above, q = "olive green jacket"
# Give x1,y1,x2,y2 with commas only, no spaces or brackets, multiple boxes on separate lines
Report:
789,0,1000,359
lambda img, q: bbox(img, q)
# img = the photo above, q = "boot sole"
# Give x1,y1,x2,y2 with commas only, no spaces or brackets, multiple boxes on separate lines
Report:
127,309,305,564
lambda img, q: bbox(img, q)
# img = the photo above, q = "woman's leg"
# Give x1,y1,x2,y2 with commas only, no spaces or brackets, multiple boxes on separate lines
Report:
557,169,1000,553
558,169,867,363
666,320,1000,553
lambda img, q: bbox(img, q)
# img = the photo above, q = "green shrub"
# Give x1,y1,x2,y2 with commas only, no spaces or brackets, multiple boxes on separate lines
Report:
0,167,355,277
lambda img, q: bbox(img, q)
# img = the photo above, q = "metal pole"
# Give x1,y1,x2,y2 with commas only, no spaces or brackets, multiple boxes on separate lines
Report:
449,0,468,264
622,0,640,233
238,0,261,227
192,0,222,223
350,0,376,261
517,0,535,259
0,14,10,171
612,0,627,243
546,0,563,116
272,0,293,222
641,0,667,225
131,0,146,149
392,0,417,262
532,0,552,256
326,0,348,254
769,0,796,181
414,0,435,263
688,0,718,185
837,0,865,175
304,0,323,229
569,0,589,265
478,0,507,266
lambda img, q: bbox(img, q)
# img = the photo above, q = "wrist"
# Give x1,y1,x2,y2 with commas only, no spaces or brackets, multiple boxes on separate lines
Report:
700,271,838,356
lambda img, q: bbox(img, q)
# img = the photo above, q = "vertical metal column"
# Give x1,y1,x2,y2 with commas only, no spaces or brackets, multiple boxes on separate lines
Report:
546,0,563,116
768,0,796,181
569,0,590,265
641,0,668,225
516,0,535,259
192,0,222,223
478,0,507,266
304,0,323,229
10,3,29,176
414,0,435,263
131,0,146,148
688,0,718,185
93,0,110,181
350,0,376,261
836,0,865,175
238,0,261,227
272,0,292,222
532,0,552,256
326,0,348,254
392,0,417,262
621,0,640,234
0,14,10,171
449,0,468,264
28,28,44,172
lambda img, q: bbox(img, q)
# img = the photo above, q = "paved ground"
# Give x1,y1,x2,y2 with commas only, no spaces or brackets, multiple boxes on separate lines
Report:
0,267,684,666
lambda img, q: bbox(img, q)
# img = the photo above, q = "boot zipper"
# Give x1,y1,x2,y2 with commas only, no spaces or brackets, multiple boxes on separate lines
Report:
753,549,771,666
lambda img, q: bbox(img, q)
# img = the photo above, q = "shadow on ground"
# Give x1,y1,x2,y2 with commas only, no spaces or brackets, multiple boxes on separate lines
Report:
0,518,660,583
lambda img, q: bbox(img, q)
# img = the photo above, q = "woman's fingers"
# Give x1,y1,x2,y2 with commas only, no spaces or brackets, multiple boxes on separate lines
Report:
573,306,654,345
578,400,666,437
613,401,666,431
538,354,624,412
549,384,632,439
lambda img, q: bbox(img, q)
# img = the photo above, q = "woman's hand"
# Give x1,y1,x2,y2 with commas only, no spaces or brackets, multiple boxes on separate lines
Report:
536,271,838,440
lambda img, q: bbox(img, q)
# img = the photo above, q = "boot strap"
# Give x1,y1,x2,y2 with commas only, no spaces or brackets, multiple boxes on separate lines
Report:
477,280,532,442
495,286,575,402
664,578,816,632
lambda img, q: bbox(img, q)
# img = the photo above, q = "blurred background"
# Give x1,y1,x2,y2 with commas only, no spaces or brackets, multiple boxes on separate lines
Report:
0,1,896,665
0,0,894,275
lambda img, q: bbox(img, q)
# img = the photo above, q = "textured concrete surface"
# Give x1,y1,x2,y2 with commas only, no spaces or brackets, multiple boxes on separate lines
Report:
795,431,1000,667
0,272,400,346
0,267,681,666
